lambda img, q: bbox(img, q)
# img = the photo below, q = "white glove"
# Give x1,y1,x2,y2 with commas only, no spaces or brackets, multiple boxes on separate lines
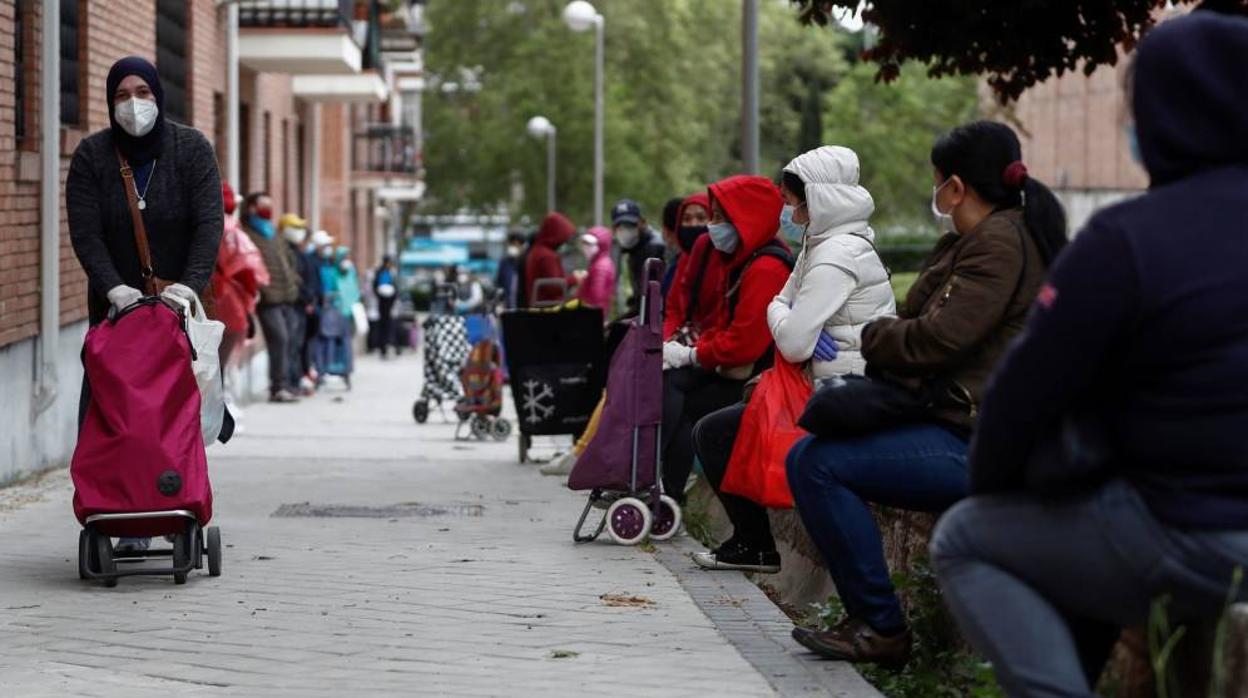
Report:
161,283,197,305
662,341,695,370
106,285,142,312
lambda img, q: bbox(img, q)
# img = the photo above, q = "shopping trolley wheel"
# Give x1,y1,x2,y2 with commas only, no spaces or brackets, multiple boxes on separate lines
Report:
206,526,222,577
491,418,512,441
77,529,92,580
649,495,683,542
173,524,194,585
470,415,491,440
413,400,429,424
93,530,118,587
606,497,653,546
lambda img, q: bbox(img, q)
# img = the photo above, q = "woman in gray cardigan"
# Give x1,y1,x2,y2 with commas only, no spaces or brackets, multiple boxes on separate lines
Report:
67,56,222,326
66,56,222,554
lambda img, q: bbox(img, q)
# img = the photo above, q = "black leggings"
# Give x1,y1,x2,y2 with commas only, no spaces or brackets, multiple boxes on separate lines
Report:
661,367,744,500
692,403,775,550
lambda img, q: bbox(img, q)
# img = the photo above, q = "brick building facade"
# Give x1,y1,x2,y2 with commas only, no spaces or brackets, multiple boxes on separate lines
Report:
0,0,425,484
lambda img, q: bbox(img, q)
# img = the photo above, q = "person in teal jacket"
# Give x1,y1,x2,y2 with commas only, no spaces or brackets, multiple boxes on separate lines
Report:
334,246,362,315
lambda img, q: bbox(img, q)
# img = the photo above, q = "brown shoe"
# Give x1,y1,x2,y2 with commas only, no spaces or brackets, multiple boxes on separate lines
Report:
791,618,912,668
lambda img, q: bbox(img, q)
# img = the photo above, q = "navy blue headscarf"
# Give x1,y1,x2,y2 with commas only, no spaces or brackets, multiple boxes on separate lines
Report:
106,56,166,165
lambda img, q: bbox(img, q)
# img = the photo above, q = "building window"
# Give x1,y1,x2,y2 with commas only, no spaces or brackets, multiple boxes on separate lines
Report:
14,0,26,140
296,123,306,214
239,102,251,196
60,0,83,126
263,111,272,193
282,118,291,211
213,91,226,176
156,0,191,123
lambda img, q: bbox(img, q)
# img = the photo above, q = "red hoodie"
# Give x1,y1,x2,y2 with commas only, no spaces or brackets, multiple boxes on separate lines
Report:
663,193,724,339
525,212,577,305
693,176,789,371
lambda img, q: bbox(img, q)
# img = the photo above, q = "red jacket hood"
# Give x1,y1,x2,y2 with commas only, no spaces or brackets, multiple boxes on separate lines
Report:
707,175,783,269
536,212,576,249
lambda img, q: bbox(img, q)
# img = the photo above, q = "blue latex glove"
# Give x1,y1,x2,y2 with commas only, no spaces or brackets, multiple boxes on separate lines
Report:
812,332,838,362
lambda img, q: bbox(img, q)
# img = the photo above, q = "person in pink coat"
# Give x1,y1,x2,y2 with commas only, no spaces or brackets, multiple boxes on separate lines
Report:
575,225,616,314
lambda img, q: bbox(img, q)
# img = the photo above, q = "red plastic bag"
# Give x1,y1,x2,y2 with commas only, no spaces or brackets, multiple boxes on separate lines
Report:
721,359,812,508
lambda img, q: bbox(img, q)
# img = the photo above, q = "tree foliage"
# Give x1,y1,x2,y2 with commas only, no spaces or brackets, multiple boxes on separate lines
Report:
422,0,977,228
790,1,1194,102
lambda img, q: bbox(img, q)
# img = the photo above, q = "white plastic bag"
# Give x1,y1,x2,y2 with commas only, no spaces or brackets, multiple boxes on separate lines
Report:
352,302,369,338
170,295,227,446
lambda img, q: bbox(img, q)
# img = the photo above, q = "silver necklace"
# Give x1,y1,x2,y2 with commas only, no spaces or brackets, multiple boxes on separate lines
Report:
133,159,157,210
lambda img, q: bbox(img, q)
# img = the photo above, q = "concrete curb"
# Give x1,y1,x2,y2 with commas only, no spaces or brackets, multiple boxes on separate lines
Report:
652,535,883,697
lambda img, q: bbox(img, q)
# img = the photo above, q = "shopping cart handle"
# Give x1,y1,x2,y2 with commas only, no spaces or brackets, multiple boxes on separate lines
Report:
531,278,569,308
644,257,665,284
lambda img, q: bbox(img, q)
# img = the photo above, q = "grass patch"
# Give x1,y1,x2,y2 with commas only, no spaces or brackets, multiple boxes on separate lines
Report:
807,562,1004,698
890,271,919,303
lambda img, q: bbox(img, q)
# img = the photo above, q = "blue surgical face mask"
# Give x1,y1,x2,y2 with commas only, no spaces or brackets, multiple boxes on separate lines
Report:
707,221,739,254
1124,124,1143,166
779,205,805,243
249,214,275,240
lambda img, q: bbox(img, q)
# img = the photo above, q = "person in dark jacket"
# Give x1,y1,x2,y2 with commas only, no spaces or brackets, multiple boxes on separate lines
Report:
659,176,791,505
494,231,526,309
280,212,317,394
659,196,684,295
373,255,400,357
785,120,1068,666
242,193,302,403
524,213,577,305
68,56,222,327
930,13,1248,696
67,56,223,555
611,199,667,319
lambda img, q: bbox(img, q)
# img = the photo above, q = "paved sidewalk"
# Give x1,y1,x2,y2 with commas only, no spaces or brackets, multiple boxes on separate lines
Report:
0,352,867,697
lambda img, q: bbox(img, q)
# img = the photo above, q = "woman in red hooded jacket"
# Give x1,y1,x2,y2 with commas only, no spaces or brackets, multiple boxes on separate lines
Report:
662,193,722,342
659,176,793,502
523,212,577,306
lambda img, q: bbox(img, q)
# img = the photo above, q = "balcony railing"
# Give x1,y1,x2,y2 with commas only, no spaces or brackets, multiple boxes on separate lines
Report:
353,125,420,175
238,0,354,31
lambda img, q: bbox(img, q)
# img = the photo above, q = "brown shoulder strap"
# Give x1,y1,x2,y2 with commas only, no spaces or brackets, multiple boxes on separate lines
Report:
116,148,158,295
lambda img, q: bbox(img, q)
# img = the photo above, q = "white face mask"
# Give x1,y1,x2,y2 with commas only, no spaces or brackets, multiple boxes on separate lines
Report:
615,225,640,250
283,227,308,245
707,222,739,254
930,178,958,235
115,97,159,137
580,242,598,259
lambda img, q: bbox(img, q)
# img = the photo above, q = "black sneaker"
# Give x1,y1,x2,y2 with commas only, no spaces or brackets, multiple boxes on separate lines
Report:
691,539,780,573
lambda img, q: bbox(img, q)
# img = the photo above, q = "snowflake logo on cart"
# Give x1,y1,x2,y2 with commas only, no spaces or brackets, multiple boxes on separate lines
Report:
521,379,555,424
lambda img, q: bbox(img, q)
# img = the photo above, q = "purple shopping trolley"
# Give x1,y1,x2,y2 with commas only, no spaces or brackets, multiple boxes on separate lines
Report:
568,259,682,545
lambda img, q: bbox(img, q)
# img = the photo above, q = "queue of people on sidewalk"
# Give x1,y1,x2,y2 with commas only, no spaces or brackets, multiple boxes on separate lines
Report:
517,11,1248,694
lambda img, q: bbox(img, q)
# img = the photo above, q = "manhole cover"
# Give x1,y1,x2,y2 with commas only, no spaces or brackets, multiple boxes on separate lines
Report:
272,502,485,519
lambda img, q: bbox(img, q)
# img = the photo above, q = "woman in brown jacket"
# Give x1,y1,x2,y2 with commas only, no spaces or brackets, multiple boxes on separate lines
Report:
784,121,1069,666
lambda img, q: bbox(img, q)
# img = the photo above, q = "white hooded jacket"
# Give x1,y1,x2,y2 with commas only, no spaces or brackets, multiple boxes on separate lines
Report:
767,146,896,379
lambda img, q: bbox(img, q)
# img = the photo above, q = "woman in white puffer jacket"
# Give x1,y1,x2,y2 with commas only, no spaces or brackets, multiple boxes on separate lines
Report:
687,145,896,575
769,145,896,380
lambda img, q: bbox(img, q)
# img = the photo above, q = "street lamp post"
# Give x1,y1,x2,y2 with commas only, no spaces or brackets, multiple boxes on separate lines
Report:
742,0,759,174
526,116,558,213
562,1,604,226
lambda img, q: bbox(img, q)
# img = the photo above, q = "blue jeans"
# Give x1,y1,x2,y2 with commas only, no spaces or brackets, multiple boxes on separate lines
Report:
786,424,969,634
931,480,1248,697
